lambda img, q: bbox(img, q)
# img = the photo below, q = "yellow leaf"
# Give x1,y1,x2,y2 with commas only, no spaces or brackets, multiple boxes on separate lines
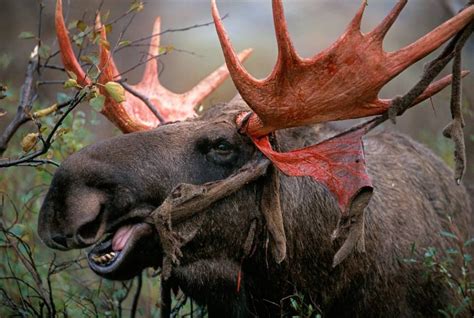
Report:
33,104,58,118
129,1,144,13
104,82,126,103
66,70,77,80
64,78,80,89
21,133,39,152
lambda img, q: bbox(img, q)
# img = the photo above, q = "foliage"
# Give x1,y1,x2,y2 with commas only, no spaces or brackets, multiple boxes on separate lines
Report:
287,293,321,318
0,0,207,316
403,219,474,318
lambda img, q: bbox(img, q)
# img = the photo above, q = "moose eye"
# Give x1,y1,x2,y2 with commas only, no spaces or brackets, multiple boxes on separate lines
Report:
212,140,233,154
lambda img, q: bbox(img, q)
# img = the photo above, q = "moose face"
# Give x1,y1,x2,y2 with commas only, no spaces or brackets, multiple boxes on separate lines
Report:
38,103,260,280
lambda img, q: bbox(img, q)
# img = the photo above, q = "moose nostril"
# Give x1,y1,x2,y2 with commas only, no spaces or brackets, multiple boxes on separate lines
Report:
77,219,102,245
51,235,68,249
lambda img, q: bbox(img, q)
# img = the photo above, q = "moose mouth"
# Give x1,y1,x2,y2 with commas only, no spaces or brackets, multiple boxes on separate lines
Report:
87,222,161,280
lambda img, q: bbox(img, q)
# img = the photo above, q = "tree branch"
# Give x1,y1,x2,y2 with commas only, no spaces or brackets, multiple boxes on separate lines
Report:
120,81,164,124
0,49,38,155
0,91,86,168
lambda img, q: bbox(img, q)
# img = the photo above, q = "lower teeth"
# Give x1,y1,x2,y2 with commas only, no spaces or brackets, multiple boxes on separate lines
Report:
93,251,117,265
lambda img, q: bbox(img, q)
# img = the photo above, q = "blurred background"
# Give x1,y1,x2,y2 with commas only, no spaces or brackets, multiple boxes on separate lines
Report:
0,0,473,316
1,0,473,178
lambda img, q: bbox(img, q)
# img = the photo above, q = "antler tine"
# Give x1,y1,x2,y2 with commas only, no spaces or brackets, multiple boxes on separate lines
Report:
346,0,368,33
96,14,120,84
378,70,470,108
272,0,299,65
184,49,253,107
141,17,162,88
211,0,260,91
55,0,91,86
370,0,407,42
413,70,470,105
389,5,474,75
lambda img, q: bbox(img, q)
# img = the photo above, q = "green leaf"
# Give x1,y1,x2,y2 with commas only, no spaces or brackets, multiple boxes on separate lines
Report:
89,95,105,112
105,24,113,34
159,45,174,54
464,254,472,263
446,248,458,255
440,231,457,240
104,82,126,103
76,20,87,32
129,0,144,13
0,53,12,69
424,247,436,258
68,20,78,30
64,78,79,89
72,33,84,47
10,224,26,238
464,237,474,247
38,44,51,59
18,31,35,39
113,288,127,300
66,70,78,80
80,54,98,65
118,40,131,47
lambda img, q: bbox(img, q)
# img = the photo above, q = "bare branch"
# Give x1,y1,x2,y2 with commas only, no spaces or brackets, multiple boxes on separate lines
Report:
115,14,229,54
130,274,143,318
151,156,270,280
0,91,87,168
0,49,38,155
120,80,164,123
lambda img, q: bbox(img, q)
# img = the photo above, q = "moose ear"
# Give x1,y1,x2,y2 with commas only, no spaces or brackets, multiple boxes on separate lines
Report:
331,187,373,267
261,164,286,263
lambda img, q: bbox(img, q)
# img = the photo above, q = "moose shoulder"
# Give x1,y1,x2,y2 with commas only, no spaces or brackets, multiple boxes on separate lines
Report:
38,98,472,317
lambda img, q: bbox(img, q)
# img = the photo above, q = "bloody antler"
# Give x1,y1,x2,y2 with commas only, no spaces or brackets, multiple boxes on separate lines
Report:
212,0,474,137
56,0,252,132
212,0,473,265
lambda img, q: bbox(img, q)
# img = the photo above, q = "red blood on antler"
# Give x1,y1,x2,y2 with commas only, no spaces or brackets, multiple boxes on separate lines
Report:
213,0,473,215
55,0,252,132
212,0,474,137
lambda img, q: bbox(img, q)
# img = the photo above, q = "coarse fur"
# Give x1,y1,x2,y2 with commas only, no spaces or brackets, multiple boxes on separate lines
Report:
38,96,472,317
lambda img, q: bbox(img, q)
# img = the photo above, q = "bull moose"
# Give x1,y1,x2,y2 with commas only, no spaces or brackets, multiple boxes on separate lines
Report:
38,0,474,317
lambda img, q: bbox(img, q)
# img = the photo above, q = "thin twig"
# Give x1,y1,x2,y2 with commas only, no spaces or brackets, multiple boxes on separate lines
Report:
37,1,44,76
41,63,65,71
115,14,229,53
115,51,166,78
120,81,164,123
37,80,66,86
130,274,142,318
0,91,86,168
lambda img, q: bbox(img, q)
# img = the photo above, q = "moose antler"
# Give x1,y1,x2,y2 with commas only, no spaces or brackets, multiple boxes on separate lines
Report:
56,0,252,132
212,0,474,137
212,0,473,265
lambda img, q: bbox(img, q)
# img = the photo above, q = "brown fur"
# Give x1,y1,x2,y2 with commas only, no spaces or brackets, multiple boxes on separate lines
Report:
38,97,472,317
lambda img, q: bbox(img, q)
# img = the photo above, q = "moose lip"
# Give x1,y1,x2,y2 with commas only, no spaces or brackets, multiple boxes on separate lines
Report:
87,222,152,275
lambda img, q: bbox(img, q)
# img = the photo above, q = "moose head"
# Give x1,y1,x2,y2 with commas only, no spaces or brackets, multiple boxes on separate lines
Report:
38,0,473,316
